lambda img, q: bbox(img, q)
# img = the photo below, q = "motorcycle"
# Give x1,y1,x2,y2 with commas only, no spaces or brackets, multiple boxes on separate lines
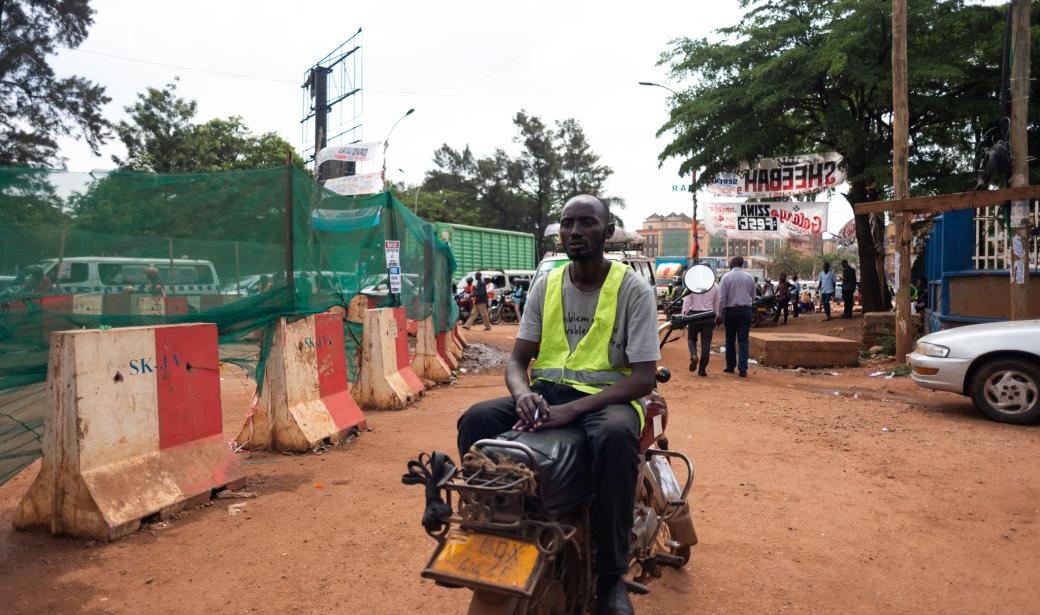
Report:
457,291,473,323
492,290,521,325
752,295,777,327
404,265,717,614
487,293,505,325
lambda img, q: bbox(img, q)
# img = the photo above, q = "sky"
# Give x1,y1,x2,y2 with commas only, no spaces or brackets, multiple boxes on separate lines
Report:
50,0,855,235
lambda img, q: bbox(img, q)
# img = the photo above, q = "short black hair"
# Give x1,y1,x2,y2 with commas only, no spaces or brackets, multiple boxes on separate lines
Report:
730,255,744,268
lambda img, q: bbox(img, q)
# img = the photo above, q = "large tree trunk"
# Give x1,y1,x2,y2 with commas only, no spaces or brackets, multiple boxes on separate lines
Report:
846,180,891,312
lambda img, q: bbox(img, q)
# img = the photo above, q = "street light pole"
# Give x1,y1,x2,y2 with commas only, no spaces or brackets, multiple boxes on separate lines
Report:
382,108,415,184
639,81,698,262
397,168,421,214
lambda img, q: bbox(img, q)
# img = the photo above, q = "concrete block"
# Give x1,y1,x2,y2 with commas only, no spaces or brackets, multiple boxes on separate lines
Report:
749,332,858,367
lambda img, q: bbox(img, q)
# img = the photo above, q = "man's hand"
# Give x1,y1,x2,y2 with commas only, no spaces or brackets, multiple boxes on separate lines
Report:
530,402,583,431
512,390,549,431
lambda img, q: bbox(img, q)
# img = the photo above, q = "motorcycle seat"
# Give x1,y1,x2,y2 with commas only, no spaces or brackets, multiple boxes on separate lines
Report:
477,426,593,517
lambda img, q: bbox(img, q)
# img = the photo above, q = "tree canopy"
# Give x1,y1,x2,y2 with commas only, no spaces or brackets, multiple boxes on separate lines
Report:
0,0,110,167
420,110,622,249
112,81,304,172
655,0,1033,310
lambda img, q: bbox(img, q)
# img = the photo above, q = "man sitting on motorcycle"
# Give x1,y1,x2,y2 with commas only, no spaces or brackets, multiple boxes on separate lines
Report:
458,195,660,615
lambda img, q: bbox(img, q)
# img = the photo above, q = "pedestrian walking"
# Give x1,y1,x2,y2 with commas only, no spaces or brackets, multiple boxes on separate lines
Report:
841,259,857,319
818,262,836,321
774,273,791,325
682,270,720,377
463,271,492,331
719,256,756,377
790,274,801,318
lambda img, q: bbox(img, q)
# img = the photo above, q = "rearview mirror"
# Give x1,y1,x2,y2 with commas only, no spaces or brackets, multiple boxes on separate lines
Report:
683,264,716,294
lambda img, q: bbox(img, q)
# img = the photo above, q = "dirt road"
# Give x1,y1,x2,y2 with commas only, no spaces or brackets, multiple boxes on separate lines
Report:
2,314,1039,614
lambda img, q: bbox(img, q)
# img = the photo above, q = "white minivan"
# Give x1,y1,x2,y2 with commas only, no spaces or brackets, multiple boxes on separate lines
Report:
36,256,221,295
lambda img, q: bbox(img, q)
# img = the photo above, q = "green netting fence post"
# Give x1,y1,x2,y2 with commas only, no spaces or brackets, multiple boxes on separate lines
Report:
284,155,296,311
385,191,401,309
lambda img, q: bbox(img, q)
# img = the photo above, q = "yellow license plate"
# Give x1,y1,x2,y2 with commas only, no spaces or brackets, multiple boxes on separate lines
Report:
427,529,541,592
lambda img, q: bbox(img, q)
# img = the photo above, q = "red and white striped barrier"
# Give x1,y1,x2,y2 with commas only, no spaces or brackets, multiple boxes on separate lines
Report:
236,312,366,452
393,308,425,397
412,317,452,384
356,308,421,410
14,323,244,540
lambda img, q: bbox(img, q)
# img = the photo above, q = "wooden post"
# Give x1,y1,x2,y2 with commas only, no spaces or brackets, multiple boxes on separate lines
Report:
691,170,699,261
1010,0,1031,319
892,0,913,362
284,152,296,308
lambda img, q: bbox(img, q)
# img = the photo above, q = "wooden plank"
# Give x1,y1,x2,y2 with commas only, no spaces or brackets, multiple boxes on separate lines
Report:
854,184,1040,215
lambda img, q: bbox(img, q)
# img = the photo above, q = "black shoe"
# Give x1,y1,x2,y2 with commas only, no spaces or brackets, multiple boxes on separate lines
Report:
596,578,634,615
698,369,707,377
739,371,747,377
723,368,735,374
689,358,697,372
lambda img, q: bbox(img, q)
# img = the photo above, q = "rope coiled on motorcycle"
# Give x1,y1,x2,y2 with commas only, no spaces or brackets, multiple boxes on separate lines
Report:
462,448,538,496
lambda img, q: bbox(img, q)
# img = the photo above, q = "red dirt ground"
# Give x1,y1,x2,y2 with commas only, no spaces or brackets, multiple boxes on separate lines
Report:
2,312,1039,614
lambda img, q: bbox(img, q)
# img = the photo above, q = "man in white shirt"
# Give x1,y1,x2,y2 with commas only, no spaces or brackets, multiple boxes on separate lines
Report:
818,262,837,321
681,271,721,377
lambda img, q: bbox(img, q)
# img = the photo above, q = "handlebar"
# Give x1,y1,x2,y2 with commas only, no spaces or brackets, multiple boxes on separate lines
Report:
668,310,715,329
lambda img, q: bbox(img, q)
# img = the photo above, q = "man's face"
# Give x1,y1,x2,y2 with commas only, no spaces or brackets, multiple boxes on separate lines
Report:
559,199,612,262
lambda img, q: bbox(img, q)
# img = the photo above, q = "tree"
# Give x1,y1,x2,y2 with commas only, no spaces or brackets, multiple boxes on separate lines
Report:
0,0,110,166
112,81,304,172
655,0,1024,311
424,111,621,250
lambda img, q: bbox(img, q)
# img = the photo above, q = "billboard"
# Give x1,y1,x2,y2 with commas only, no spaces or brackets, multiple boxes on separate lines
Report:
704,202,828,240
705,153,844,198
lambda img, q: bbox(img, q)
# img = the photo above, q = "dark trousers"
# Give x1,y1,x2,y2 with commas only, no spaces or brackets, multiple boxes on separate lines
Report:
774,298,790,324
793,296,800,317
457,382,640,576
687,319,714,370
723,306,753,373
821,292,833,318
842,290,855,318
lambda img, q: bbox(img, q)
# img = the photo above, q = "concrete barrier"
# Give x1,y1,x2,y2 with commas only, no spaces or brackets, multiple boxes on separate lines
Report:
445,327,464,363
356,308,420,410
135,295,189,316
236,312,367,452
437,329,460,371
454,323,469,348
14,323,244,541
749,332,859,367
412,317,452,383
393,308,425,398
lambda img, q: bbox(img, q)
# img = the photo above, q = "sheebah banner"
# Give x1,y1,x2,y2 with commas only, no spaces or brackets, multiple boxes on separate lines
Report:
316,142,383,166
705,153,845,198
704,201,829,240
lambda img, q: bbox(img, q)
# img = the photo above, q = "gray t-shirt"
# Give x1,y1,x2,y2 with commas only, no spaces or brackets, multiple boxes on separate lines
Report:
518,265,661,367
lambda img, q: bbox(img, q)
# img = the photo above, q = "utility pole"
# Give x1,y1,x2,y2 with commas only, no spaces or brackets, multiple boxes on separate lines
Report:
690,169,700,262
892,0,913,362
1010,0,1031,319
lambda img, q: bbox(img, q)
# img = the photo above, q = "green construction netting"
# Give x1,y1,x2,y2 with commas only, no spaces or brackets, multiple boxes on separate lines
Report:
0,165,458,485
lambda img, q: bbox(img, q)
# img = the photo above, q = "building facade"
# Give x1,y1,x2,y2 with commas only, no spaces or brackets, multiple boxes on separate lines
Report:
637,212,709,258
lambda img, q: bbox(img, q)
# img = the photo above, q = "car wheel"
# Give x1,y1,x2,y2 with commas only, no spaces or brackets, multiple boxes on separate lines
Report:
969,359,1040,424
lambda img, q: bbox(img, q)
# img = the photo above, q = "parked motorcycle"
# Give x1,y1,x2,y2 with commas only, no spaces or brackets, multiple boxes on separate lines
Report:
492,290,521,324
404,265,716,614
752,295,777,327
457,291,473,323
487,293,505,325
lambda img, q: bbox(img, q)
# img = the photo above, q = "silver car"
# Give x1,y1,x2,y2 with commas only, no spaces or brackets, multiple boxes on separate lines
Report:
908,320,1040,424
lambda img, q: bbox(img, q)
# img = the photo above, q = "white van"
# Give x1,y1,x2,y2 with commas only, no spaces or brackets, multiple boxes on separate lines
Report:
530,252,656,291
36,256,221,295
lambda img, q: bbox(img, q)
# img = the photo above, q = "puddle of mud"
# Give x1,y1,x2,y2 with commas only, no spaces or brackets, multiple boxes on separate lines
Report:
459,342,506,374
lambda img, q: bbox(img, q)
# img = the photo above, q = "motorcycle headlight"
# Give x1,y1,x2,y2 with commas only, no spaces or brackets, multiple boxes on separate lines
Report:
915,341,950,358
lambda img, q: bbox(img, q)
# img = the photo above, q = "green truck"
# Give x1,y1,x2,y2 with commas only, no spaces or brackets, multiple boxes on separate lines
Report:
432,222,536,273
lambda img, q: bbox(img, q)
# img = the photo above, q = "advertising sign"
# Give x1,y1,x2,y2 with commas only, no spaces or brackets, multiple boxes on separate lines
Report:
385,240,402,294
705,153,845,198
704,202,828,239
324,172,385,196
315,142,382,166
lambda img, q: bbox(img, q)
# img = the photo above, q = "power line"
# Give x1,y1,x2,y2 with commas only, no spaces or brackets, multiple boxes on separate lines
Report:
62,47,298,84
62,46,627,97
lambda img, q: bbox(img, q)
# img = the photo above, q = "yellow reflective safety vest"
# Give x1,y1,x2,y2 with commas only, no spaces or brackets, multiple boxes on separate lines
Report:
530,261,644,429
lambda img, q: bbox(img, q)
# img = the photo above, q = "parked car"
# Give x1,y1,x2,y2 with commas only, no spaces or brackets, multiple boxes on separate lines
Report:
907,320,1040,424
